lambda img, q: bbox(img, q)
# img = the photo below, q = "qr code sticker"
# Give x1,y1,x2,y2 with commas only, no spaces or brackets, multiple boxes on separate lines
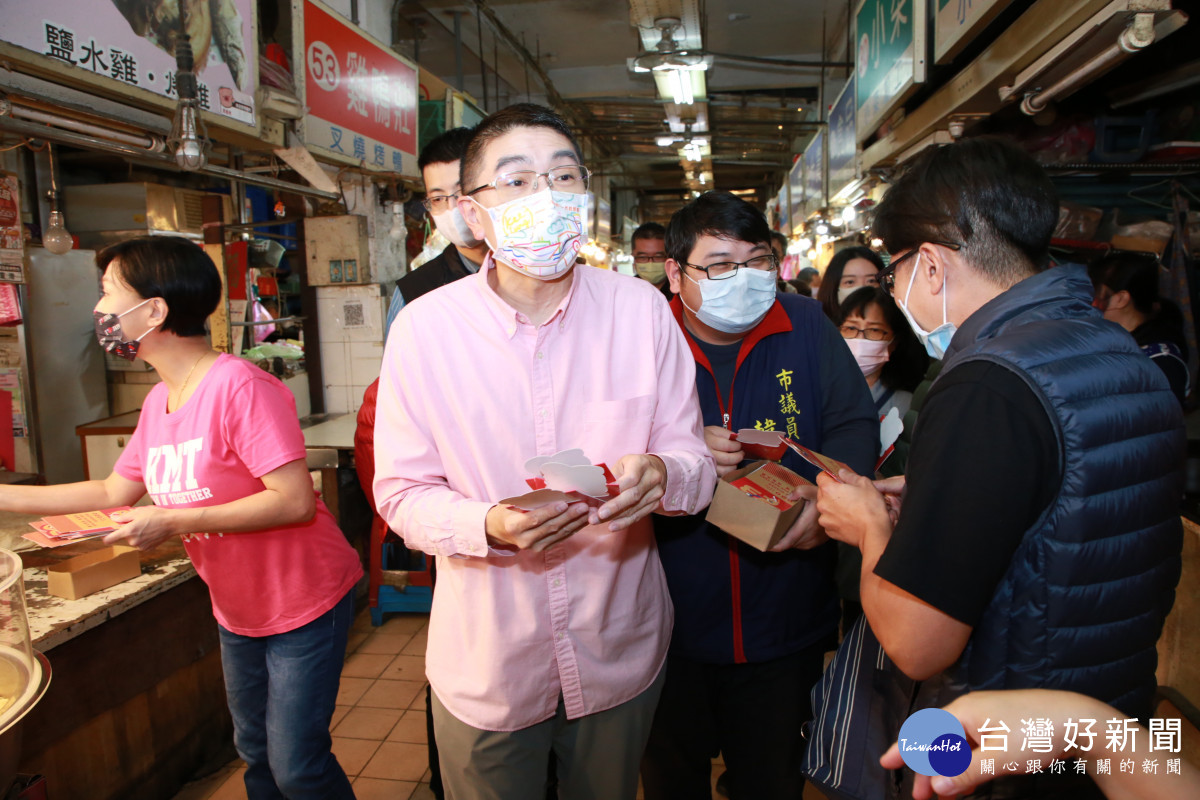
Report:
342,301,366,328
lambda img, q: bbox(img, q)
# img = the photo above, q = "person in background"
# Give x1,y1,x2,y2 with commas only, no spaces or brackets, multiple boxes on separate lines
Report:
799,265,821,291
632,221,673,301
385,126,488,332
837,286,929,424
770,231,789,262
816,246,884,320
373,103,715,800
816,137,1184,799
0,237,363,800
880,689,1200,800
833,286,929,633
1092,251,1190,404
641,190,877,800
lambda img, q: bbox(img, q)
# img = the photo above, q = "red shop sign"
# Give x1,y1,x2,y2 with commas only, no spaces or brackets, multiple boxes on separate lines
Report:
300,0,418,174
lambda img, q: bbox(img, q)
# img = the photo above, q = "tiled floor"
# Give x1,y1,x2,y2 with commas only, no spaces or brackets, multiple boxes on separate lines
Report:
170,608,737,800
170,610,438,800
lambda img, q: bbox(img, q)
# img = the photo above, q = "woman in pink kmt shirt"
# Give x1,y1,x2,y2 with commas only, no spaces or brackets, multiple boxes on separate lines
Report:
0,237,362,800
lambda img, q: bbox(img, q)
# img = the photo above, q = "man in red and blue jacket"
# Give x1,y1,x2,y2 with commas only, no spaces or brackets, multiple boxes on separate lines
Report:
640,191,877,800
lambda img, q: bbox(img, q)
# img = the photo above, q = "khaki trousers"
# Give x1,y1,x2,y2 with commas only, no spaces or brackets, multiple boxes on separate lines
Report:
431,664,666,800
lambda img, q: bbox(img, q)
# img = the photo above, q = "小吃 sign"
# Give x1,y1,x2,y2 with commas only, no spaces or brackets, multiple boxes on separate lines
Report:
298,0,419,176
855,0,927,142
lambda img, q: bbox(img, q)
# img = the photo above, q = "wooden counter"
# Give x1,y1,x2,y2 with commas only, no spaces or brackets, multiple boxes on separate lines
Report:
14,539,231,800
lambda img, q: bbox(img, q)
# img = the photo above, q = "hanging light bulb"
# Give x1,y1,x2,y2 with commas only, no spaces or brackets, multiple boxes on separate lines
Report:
43,142,73,255
388,201,405,241
166,34,209,171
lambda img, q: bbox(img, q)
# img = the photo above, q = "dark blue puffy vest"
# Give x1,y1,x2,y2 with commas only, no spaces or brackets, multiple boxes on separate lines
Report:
940,264,1184,719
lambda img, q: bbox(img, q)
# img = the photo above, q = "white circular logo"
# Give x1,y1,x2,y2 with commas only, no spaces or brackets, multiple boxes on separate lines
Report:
306,41,339,92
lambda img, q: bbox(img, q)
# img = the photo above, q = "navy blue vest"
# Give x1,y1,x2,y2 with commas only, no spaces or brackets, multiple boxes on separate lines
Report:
940,264,1184,719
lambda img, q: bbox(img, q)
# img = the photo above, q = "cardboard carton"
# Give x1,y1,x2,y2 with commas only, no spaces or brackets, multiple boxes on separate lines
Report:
46,546,141,600
706,461,813,551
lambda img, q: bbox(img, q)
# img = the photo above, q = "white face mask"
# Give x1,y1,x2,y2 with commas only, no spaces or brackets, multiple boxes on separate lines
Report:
837,286,857,305
682,268,777,334
845,337,890,376
477,189,588,281
431,206,483,249
895,253,957,360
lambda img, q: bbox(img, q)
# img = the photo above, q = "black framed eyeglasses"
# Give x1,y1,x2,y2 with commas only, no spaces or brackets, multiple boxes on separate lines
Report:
839,324,892,341
879,241,963,294
682,254,778,280
465,165,591,201
420,194,459,213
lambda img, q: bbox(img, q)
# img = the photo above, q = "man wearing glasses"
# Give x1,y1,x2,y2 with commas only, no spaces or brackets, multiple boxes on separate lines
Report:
816,137,1182,796
373,104,715,800
384,127,490,331
631,221,674,301
641,191,877,799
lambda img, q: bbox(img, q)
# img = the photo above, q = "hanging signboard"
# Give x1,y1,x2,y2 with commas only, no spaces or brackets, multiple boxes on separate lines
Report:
787,155,806,236
297,0,419,177
854,0,927,143
804,131,827,213
0,173,23,284
828,76,858,201
935,0,1013,64
0,0,258,128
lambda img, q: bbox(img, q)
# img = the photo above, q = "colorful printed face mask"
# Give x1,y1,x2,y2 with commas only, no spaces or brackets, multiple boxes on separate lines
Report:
477,189,588,280
93,298,153,361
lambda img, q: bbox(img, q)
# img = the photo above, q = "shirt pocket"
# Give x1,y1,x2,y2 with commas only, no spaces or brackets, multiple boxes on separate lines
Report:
579,394,657,463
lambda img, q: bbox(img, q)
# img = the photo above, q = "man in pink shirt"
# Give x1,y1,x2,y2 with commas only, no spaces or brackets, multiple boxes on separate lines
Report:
373,104,716,800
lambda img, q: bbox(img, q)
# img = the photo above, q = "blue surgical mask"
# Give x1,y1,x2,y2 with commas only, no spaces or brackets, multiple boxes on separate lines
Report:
682,267,777,334
896,253,956,360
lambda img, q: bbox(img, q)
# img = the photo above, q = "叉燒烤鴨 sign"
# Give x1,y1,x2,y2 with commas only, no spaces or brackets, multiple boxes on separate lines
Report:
298,0,419,177
0,0,258,127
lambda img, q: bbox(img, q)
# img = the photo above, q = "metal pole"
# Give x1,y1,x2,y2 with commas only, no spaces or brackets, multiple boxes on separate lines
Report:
0,116,341,200
477,4,488,109
453,11,464,91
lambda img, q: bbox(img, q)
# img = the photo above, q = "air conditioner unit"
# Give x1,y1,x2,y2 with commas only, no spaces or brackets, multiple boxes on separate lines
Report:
62,183,234,249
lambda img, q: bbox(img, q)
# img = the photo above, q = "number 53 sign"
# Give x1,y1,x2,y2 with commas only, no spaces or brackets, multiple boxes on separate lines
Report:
296,0,419,176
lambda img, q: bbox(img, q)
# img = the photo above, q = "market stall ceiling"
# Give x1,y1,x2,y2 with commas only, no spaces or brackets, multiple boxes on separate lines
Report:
397,0,849,200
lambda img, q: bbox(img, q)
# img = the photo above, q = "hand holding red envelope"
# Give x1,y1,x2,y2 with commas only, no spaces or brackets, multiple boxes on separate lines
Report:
730,429,854,483
501,449,621,511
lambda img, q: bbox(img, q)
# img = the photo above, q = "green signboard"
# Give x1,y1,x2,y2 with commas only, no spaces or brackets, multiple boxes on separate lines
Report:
855,0,927,142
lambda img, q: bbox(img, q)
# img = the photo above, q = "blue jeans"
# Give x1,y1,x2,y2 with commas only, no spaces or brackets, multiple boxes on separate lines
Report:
218,589,356,800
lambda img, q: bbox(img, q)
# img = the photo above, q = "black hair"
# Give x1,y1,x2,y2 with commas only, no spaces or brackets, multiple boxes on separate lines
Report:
1093,251,1187,348
418,126,476,172
1094,251,1163,316
770,231,788,256
838,286,930,393
817,246,884,320
631,222,666,246
665,191,771,265
872,136,1059,285
459,103,583,192
96,235,222,337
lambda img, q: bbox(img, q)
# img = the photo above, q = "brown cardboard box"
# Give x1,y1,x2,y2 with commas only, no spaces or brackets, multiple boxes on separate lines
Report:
706,461,813,551
46,546,141,600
